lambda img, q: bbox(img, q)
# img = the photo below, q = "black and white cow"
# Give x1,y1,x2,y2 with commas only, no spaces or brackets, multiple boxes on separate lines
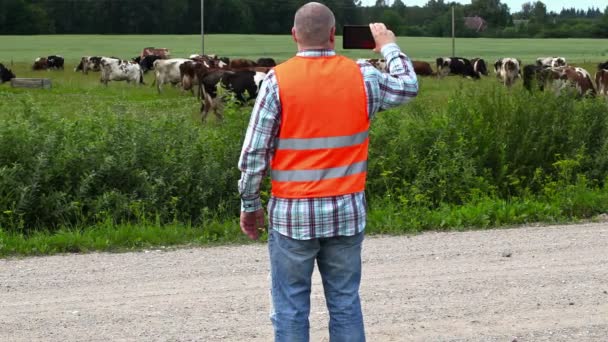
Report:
536,57,567,68
598,61,608,71
139,55,164,73
436,57,479,79
198,70,267,122
75,56,103,74
471,58,488,77
0,63,15,84
494,58,521,87
47,55,64,70
99,58,144,85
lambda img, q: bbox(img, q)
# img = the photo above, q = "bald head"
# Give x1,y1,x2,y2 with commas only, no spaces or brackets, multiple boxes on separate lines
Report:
294,2,336,48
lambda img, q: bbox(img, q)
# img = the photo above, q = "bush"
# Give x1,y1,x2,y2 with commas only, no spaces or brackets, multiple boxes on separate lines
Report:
1,86,607,234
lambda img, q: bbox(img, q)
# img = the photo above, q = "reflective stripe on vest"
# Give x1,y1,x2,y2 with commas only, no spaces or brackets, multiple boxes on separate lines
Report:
271,55,369,198
271,160,368,182
275,130,369,150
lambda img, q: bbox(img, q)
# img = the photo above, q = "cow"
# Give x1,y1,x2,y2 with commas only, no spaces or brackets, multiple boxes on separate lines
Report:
229,58,257,70
553,66,595,97
153,58,190,93
536,57,567,68
412,61,434,76
198,69,267,122
32,55,64,70
524,65,595,97
190,54,229,69
256,58,277,67
141,47,170,58
99,58,144,86
495,58,521,87
598,61,608,71
139,55,164,73
364,58,387,73
523,64,552,92
0,63,15,84
179,60,214,95
596,69,608,97
32,57,48,70
436,57,479,79
47,55,64,70
75,56,103,74
471,58,488,77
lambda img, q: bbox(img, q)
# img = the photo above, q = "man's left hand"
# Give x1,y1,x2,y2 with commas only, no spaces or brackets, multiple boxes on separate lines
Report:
240,209,265,240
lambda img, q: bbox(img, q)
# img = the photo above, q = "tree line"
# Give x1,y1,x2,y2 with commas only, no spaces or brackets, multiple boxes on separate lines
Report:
1,0,607,38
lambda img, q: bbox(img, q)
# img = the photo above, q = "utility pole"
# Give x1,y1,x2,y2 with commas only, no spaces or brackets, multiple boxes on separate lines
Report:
201,0,205,55
451,6,455,57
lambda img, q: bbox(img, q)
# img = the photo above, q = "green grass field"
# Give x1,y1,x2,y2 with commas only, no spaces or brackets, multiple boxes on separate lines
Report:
1,35,607,64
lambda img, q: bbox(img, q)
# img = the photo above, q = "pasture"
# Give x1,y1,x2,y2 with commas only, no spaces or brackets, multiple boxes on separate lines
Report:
1,35,608,255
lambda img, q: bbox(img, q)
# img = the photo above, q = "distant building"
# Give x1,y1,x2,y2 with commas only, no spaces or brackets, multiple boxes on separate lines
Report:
464,16,488,32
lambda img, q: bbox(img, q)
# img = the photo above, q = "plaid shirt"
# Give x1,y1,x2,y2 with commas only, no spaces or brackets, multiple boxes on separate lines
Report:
238,43,418,240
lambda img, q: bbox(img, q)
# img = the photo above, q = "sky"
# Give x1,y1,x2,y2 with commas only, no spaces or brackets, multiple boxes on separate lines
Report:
360,0,607,13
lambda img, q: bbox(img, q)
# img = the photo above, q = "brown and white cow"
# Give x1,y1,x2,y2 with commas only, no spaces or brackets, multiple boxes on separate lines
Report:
596,69,608,97
364,58,387,73
412,61,434,76
229,59,257,70
495,58,521,87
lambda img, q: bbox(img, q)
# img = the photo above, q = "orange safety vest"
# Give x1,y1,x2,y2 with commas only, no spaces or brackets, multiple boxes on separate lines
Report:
271,54,369,198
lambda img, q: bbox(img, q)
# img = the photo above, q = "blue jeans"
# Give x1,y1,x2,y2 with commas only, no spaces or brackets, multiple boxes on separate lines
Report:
268,229,365,342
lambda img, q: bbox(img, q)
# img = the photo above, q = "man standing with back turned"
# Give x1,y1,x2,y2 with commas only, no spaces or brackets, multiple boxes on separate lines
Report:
238,2,418,341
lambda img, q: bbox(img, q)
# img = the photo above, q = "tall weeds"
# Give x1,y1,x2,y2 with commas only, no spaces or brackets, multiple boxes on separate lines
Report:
1,86,608,234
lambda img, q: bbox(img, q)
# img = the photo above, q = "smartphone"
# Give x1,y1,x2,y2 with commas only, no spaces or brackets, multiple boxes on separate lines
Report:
343,25,375,50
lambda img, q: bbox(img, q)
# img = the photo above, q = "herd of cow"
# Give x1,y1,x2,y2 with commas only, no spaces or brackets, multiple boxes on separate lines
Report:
430,56,605,97
1,52,607,122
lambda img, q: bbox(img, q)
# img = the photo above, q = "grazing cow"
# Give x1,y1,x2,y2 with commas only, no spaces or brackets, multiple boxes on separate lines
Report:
139,55,164,73
0,63,15,83
153,58,190,93
471,58,488,77
32,57,48,70
190,54,229,69
32,55,64,70
412,61,434,76
596,69,608,97
99,58,144,85
524,65,595,97
229,58,257,70
47,55,64,70
536,57,567,68
495,58,521,87
75,56,103,74
363,58,387,73
198,70,267,122
553,66,595,97
436,57,479,79
141,47,170,59
256,58,277,67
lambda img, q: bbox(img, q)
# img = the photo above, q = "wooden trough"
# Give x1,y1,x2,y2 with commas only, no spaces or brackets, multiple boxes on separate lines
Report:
11,78,52,89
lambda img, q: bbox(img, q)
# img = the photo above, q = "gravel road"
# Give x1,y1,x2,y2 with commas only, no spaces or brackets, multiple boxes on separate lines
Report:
1,223,607,342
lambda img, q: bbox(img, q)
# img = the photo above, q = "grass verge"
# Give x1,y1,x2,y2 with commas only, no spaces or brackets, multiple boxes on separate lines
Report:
3,182,608,257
